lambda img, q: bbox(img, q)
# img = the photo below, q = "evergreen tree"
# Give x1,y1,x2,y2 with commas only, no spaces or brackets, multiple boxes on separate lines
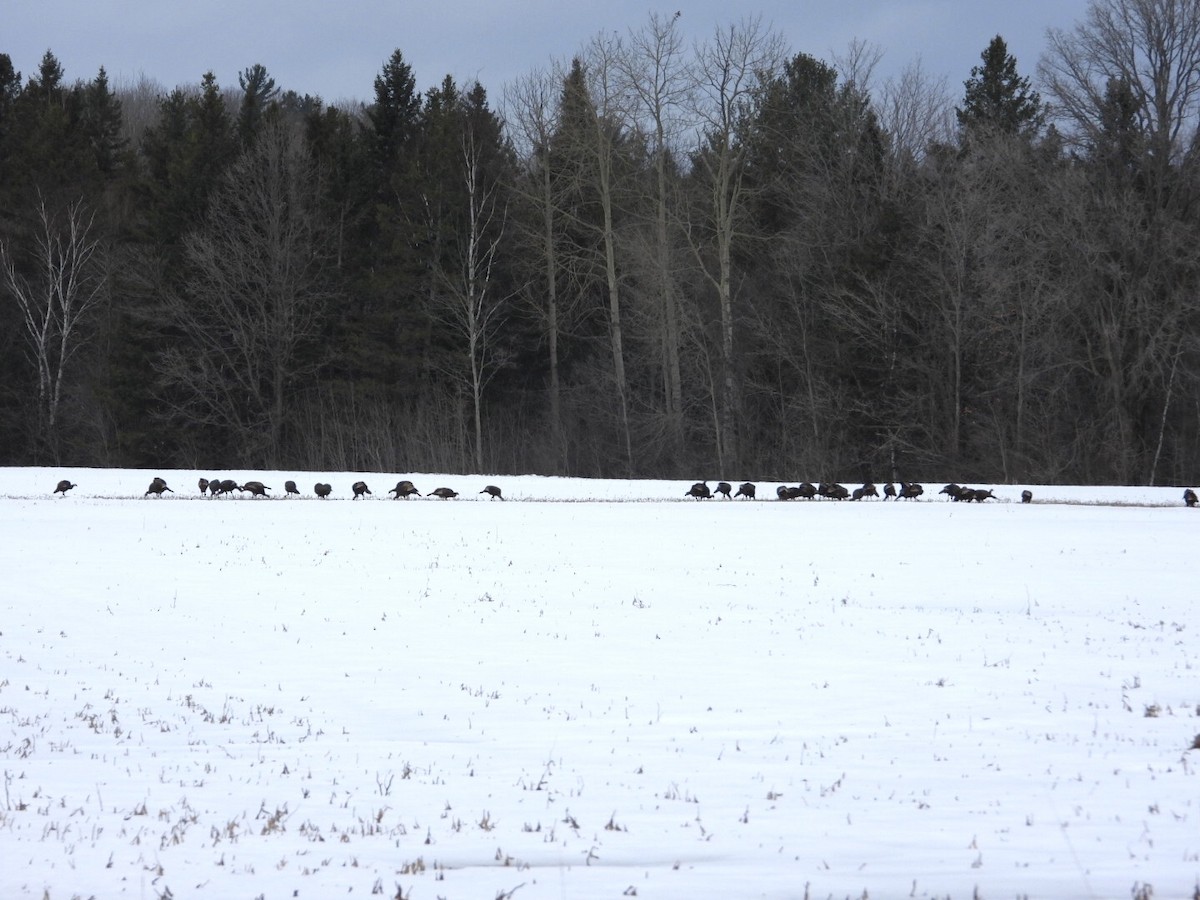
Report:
6,51,93,199
302,100,371,272
139,72,236,250
1092,76,1144,179
325,50,428,418
80,67,128,176
237,63,280,146
0,54,21,159
368,50,421,172
956,36,1043,140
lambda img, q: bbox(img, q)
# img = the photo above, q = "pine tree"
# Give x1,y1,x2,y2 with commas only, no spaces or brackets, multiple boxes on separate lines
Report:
237,63,279,146
368,50,421,173
139,72,236,250
0,54,21,155
956,35,1043,140
81,67,128,176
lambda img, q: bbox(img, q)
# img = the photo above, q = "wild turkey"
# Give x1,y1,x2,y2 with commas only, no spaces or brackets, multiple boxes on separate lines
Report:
352,481,372,499
685,481,712,500
314,482,332,499
776,485,792,500
54,480,76,496
239,480,270,498
939,483,963,500
390,480,421,499
1184,488,1198,508
431,487,458,499
198,477,210,494
960,487,996,502
856,483,879,500
714,481,732,499
883,482,897,500
207,477,223,496
145,477,173,497
898,482,924,500
1021,490,1033,504
795,482,817,500
284,480,300,496
218,478,239,496
480,484,504,500
734,482,756,499
819,483,850,500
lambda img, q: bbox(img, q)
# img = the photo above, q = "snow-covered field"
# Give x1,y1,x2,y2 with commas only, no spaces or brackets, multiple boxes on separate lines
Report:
2,467,1198,899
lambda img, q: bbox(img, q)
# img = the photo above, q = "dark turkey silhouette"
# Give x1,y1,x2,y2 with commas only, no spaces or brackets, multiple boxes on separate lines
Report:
855,483,879,500
284,480,300,496
714,481,732,499
390,480,421,499
54,480,76,496
239,480,270,497
819,483,850,500
207,477,222,496
352,481,372,499
145,477,173,497
431,487,458,499
1021,490,1033,504
198,477,209,494
734,482,756,499
776,485,791,500
480,484,504,500
883,482,897,500
795,482,817,500
961,487,996,502
898,482,924,500
1184,488,1198,508
314,482,332,499
685,481,712,499
940,483,964,500
217,478,239,496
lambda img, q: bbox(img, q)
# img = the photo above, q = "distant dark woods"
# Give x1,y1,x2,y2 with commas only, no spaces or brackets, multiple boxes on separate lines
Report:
4,2,1200,484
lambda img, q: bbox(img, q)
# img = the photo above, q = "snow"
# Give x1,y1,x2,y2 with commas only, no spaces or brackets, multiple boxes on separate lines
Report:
2,467,1197,899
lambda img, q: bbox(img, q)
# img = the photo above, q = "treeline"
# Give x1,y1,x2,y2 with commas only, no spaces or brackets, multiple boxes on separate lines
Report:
3,1,1200,484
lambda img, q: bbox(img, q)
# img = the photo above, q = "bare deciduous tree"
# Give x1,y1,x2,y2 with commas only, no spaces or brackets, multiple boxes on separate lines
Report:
617,11,693,454
431,122,510,474
687,17,784,475
1,194,108,460
587,35,638,473
875,59,955,166
504,66,569,469
154,117,333,466
1040,0,1200,482
1040,0,1200,169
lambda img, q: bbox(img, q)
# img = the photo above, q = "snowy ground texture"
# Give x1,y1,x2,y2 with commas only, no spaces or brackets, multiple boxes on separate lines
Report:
2,467,1198,900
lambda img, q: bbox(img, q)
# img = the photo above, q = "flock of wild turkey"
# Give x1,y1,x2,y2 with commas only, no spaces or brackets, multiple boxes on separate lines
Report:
51,477,505,501
45,477,1200,506
684,480,1010,502
689,480,1200,507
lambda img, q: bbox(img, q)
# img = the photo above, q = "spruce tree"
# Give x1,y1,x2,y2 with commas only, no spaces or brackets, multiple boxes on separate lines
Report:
956,35,1043,140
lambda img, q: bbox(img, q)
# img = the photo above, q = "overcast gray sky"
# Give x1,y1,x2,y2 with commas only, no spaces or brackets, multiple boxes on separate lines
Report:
6,1,1090,104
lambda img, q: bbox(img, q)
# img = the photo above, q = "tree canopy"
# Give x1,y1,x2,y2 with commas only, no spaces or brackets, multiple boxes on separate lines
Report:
2,2,1200,486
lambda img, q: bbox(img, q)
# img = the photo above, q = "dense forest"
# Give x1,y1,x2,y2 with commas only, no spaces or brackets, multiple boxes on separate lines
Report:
3,0,1200,485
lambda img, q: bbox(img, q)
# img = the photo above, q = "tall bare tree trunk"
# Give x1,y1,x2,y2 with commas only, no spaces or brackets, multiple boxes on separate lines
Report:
1,193,108,462
689,18,783,476
620,12,689,457
585,34,636,474
505,70,568,471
